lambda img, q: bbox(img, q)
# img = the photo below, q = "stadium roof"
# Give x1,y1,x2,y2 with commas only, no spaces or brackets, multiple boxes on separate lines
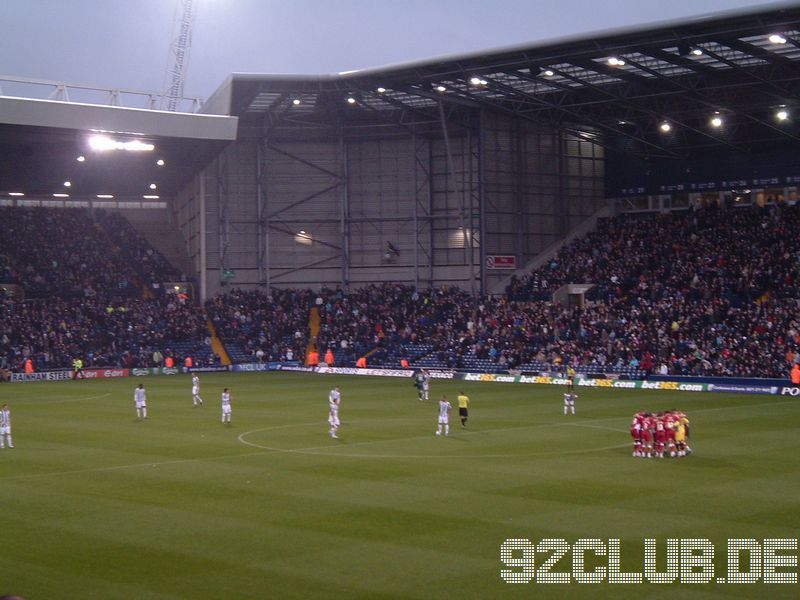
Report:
0,96,237,200
202,2,800,159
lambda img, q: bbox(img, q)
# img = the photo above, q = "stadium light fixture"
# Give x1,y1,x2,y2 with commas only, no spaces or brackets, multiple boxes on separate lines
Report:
76,155,86,162
96,194,114,199
88,135,154,152
346,96,357,105
9,192,24,197
292,98,301,105
542,69,555,77
777,109,789,121
710,115,723,128
435,85,447,93
376,87,387,93
469,76,488,86
607,56,626,66
53,193,69,198
769,33,787,44
63,181,72,187
149,183,157,190
659,121,672,132
691,47,704,56
143,195,160,199
156,159,165,166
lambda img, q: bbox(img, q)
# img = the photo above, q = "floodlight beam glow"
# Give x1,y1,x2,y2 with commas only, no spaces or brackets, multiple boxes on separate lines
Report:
88,135,155,152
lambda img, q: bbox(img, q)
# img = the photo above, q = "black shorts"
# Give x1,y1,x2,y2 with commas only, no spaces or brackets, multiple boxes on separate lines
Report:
459,407,468,417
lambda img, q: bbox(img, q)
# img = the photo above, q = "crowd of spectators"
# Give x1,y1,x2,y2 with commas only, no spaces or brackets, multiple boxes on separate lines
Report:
0,207,179,298
205,288,313,363
0,293,209,371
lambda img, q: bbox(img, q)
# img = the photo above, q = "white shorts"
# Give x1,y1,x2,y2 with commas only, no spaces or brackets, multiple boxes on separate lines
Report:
222,405,231,415
192,387,199,395
564,399,574,406
328,411,340,427
135,401,146,409
0,426,9,435
438,417,449,425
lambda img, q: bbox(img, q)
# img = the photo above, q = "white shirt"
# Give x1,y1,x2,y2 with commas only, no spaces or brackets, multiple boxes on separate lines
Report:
0,409,9,428
438,400,451,419
221,392,231,406
329,389,341,409
192,375,199,389
134,388,146,403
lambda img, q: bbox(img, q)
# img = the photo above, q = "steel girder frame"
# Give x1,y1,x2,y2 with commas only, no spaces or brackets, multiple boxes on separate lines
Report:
252,124,440,292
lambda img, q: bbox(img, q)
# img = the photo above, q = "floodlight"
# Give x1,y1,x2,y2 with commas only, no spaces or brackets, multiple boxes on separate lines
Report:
346,96,357,104
769,33,787,44
53,193,69,198
376,87,387,93
149,183,157,190
88,135,154,152
542,69,555,77
292,98,301,105
156,159,165,166
608,57,625,66
435,85,447,93
96,194,114,199
63,181,72,187
143,195,160,199
76,155,86,162
659,121,672,132
9,192,24,197
710,116,723,128
777,109,789,121
691,47,704,56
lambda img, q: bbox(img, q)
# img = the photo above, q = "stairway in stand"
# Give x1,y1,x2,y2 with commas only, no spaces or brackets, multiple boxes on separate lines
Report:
306,307,320,365
206,320,232,366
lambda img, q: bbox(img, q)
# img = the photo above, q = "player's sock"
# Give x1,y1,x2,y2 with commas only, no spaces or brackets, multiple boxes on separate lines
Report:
564,406,567,415
6,435,12,448
142,407,147,419
445,424,449,436
570,407,575,415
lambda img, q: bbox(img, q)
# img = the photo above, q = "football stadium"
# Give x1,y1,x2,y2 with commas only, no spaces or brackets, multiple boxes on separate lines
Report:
2,2,800,598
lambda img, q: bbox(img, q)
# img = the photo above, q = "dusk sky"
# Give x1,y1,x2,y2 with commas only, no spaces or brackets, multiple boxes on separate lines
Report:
0,0,787,103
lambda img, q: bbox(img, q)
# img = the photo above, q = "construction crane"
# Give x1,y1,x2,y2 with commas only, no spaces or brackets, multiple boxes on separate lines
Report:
162,0,197,112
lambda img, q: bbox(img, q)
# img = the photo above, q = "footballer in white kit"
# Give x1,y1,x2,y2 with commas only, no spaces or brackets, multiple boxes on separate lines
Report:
435,395,451,436
0,403,13,449
328,386,341,438
192,374,204,406
563,391,577,415
134,384,148,419
221,388,232,424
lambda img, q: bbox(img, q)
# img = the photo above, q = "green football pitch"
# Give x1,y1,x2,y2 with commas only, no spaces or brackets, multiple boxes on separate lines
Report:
1,372,799,599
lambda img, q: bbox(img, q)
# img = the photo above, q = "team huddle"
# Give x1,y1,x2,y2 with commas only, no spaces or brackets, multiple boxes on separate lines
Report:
630,410,692,458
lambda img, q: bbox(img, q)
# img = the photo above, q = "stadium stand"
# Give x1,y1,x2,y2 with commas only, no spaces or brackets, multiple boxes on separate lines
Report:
2,202,798,379
0,208,208,371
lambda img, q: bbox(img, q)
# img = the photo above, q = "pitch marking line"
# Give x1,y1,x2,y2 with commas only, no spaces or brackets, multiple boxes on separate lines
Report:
237,419,629,458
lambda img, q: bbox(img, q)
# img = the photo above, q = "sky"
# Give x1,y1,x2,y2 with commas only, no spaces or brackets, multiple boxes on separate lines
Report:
0,0,789,102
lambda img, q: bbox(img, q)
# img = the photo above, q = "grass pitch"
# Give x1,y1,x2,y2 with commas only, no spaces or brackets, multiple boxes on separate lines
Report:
1,372,799,599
